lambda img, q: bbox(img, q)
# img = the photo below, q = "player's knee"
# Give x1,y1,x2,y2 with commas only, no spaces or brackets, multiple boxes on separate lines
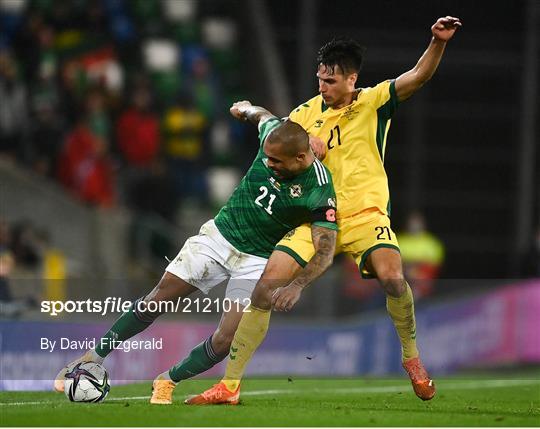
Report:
375,265,405,297
250,284,273,310
375,262,403,282
211,330,233,356
379,278,406,298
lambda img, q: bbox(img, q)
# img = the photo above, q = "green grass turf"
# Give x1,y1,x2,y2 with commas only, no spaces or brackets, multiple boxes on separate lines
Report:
1,377,539,427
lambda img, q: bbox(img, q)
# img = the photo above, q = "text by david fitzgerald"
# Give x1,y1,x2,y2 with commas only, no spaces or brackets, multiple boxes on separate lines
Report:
40,337,163,353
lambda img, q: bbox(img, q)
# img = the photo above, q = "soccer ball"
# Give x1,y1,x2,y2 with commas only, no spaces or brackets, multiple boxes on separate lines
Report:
64,362,110,403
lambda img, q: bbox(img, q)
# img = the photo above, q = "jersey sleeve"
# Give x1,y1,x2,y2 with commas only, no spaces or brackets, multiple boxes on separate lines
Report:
288,106,302,123
369,79,400,120
307,165,338,231
288,102,310,126
258,117,282,146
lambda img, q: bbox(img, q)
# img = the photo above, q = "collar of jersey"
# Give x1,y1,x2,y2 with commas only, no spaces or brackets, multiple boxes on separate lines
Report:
321,88,363,114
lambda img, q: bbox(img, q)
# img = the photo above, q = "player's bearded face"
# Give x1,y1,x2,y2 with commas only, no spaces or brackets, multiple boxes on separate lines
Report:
317,64,354,108
264,143,304,179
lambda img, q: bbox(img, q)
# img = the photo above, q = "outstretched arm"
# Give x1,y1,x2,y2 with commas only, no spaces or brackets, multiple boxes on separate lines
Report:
395,16,461,101
272,225,337,311
230,100,276,126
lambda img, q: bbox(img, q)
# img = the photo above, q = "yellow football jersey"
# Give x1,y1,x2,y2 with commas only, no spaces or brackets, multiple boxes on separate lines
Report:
289,80,399,219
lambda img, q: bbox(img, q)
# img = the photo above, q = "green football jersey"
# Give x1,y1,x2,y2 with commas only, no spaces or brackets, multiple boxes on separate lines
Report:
215,117,338,259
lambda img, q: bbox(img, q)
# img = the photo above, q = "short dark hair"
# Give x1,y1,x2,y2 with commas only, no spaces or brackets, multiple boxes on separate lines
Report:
317,37,365,75
266,120,309,157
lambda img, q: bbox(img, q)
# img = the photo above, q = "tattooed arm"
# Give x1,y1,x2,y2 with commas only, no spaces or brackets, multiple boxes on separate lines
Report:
230,100,275,126
272,225,337,311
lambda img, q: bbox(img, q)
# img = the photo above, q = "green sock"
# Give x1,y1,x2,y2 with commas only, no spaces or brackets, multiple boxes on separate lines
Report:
168,336,225,383
94,302,152,358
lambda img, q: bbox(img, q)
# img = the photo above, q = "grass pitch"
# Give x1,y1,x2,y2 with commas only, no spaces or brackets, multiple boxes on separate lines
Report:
1,376,539,426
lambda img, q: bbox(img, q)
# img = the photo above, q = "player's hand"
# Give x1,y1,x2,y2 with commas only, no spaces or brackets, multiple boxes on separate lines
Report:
271,284,303,312
309,135,327,160
431,16,461,42
230,100,253,120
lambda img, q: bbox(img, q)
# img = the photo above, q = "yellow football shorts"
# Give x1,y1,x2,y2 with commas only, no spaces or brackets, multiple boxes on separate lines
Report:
275,209,400,278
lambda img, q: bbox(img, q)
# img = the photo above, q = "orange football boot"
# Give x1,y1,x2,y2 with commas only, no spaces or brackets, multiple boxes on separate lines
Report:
184,382,240,405
150,376,176,404
402,356,436,401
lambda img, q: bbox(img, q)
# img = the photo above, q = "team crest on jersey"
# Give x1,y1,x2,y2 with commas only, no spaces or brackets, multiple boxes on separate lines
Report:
289,184,302,198
343,107,359,120
268,177,281,191
314,119,324,128
327,197,336,208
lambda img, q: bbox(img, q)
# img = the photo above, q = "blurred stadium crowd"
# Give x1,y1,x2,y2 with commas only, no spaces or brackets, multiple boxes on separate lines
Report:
0,0,257,316
0,0,248,213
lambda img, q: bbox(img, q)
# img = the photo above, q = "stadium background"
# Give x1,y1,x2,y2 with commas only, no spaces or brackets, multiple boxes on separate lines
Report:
0,0,539,390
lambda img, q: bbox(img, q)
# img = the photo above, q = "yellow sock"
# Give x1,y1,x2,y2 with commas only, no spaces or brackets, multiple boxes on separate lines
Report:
386,282,419,361
222,305,270,392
